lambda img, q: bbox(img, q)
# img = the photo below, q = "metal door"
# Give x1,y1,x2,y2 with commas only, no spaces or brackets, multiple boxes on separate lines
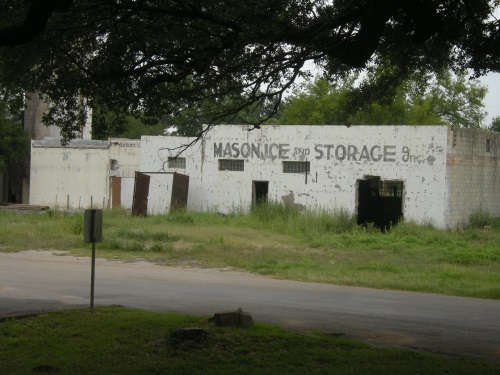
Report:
111,176,122,208
132,172,150,216
171,172,189,209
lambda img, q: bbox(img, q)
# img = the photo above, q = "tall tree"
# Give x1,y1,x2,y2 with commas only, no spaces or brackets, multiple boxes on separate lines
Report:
490,116,500,132
276,76,356,125
0,1,499,141
278,71,487,127
0,92,29,202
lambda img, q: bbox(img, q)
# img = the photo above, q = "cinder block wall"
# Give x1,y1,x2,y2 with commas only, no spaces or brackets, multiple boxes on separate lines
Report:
445,127,500,229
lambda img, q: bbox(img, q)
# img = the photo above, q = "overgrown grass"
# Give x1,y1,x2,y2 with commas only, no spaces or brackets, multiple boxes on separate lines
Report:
0,306,498,374
1,206,499,298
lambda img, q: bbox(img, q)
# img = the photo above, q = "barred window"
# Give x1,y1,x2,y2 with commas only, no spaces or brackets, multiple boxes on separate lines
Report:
379,180,404,197
168,157,186,169
218,159,244,171
283,161,310,173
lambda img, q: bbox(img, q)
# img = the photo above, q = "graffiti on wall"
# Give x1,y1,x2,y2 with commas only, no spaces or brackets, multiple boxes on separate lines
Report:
214,142,438,164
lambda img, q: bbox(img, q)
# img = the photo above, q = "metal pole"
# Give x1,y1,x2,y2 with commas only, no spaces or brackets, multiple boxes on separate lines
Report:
90,241,96,314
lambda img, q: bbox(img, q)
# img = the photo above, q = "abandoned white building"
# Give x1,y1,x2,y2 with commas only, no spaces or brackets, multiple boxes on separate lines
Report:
29,125,499,230
0,93,92,205
30,138,140,210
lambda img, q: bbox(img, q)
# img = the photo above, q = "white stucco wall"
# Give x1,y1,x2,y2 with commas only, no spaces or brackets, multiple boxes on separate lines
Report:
30,139,141,210
140,136,202,210
120,177,135,210
109,139,141,178
146,174,174,215
141,125,450,227
30,140,109,209
28,125,498,228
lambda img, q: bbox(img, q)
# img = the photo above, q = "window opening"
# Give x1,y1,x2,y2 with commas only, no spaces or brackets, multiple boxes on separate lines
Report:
283,161,310,173
379,181,403,197
219,159,244,171
168,157,186,169
486,139,491,153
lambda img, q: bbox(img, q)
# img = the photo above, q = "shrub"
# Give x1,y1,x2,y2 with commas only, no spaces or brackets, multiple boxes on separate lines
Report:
468,206,492,228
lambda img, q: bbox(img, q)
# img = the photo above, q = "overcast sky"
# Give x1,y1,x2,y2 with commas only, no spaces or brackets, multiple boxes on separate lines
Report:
481,8,500,126
480,73,500,126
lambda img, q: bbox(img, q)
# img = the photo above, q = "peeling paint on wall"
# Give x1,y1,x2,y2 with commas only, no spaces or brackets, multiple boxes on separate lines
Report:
281,190,306,211
141,125,454,225
29,125,499,230
30,139,140,209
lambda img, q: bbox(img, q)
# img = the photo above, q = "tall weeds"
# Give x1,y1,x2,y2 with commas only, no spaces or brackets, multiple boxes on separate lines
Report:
249,201,357,236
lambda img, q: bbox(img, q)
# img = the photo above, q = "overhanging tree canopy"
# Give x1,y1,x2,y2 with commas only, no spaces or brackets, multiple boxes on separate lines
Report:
0,0,499,142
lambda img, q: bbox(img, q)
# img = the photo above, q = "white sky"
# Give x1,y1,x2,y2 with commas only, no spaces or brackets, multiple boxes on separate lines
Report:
481,7,500,126
480,73,500,126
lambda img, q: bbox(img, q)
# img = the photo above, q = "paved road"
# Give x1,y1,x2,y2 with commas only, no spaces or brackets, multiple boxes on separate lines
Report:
1,250,499,361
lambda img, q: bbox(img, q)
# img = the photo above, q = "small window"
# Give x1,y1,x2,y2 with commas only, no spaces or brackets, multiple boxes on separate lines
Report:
379,180,404,197
219,159,244,171
486,139,491,153
283,161,310,173
168,157,186,169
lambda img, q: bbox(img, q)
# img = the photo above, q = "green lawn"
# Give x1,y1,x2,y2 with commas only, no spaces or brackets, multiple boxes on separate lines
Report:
1,306,498,374
1,208,500,372
1,207,499,299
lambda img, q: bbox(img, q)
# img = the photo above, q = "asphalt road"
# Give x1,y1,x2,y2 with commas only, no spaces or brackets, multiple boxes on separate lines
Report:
1,250,499,362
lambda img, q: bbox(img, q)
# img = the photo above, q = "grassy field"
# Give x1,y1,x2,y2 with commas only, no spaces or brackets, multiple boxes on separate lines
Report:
1,205,499,299
1,207,500,373
1,306,499,375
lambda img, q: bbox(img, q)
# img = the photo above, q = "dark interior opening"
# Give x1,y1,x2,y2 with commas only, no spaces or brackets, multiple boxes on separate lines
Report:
252,181,269,205
357,177,403,230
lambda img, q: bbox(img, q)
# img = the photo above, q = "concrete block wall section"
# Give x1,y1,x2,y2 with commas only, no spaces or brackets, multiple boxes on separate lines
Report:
445,127,499,229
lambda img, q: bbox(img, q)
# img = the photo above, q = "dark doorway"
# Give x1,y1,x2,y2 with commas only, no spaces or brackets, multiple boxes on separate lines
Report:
132,172,150,216
252,181,269,205
171,172,189,210
357,177,403,230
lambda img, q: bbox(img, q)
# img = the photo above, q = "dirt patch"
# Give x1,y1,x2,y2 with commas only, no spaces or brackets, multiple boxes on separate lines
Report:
1,250,71,258
173,241,195,250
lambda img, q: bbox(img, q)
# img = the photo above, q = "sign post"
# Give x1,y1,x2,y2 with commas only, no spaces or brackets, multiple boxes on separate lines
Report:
84,209,103,314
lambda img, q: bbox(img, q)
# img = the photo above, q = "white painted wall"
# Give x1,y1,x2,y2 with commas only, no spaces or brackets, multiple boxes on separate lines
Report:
30,139,141,210
29,125,498,229
120,177,135,210
147,174,174,215
140,136,202,214
141,125,449,227
30,140,109,209
109,139,141,178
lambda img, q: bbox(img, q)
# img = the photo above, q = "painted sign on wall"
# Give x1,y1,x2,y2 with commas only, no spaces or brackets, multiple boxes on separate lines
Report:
214,142,435,164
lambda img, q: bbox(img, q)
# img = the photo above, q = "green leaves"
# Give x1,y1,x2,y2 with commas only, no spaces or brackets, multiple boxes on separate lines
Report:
277,71,488,128
0,1,498,139
489,116,500,132
0,98,29,201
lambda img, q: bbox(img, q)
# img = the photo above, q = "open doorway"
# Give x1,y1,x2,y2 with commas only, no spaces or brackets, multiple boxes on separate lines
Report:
252,181,269,205
357,176,403,230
